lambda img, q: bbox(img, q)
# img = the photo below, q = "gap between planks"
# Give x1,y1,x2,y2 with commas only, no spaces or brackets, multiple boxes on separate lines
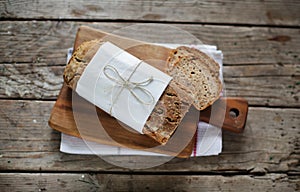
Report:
1,18,300,29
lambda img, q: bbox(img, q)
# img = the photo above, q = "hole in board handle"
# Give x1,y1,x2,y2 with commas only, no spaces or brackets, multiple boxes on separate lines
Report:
229,108,240,118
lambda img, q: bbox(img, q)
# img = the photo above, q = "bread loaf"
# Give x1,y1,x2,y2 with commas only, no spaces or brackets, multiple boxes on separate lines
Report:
166,46,222,110
63,39,193,145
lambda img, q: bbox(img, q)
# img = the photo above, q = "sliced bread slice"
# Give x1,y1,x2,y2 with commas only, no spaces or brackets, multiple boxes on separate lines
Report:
166,46,222,110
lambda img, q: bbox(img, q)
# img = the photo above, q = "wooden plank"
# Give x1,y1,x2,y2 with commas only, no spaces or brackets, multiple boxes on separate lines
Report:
1,63,299,107
0,21,299,65
0,173,299,192
223,64,300,77
0,64,64,99
0,0,299,26
0,100,299,173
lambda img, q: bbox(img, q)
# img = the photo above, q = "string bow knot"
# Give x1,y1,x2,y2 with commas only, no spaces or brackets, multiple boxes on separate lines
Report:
103,61,154,114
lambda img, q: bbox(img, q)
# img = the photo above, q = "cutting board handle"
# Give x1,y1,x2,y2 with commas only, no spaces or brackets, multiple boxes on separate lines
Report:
199,97,248,133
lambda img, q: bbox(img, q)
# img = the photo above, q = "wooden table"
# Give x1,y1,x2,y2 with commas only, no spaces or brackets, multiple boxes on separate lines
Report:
0,1,299,191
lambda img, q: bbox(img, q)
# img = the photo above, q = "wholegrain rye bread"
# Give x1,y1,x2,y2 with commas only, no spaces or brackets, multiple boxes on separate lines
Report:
168,46,220,75
63,39,193,145
166,46,222,110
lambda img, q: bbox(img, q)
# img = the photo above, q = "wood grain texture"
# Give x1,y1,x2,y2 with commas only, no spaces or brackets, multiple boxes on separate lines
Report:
1,0,299,189
0,64,63,99
0,21,299,65
0,100,299,173
1,63,299,107
0,0,299,26
0,173,299,192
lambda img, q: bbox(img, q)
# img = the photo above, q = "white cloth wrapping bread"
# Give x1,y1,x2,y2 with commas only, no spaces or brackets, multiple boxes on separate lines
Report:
60,43,223,157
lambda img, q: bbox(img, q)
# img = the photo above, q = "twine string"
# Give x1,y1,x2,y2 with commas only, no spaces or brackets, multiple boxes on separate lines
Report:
103,61,154,114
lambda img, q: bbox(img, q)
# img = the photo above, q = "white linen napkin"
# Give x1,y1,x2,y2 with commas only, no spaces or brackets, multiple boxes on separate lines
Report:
60,43,223,157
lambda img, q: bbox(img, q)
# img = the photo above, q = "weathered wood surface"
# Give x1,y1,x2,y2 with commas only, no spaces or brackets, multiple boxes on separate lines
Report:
1,1,299,190
0,21,299,106
0,64,64,99
0,100,299,173
1,0,300,26
0,173,299,192
1,21,300,65
1,63,299,107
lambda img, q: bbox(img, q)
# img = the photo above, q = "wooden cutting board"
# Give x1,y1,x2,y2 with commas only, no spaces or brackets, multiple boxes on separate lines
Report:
73,26,248,132
48,26,248,158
